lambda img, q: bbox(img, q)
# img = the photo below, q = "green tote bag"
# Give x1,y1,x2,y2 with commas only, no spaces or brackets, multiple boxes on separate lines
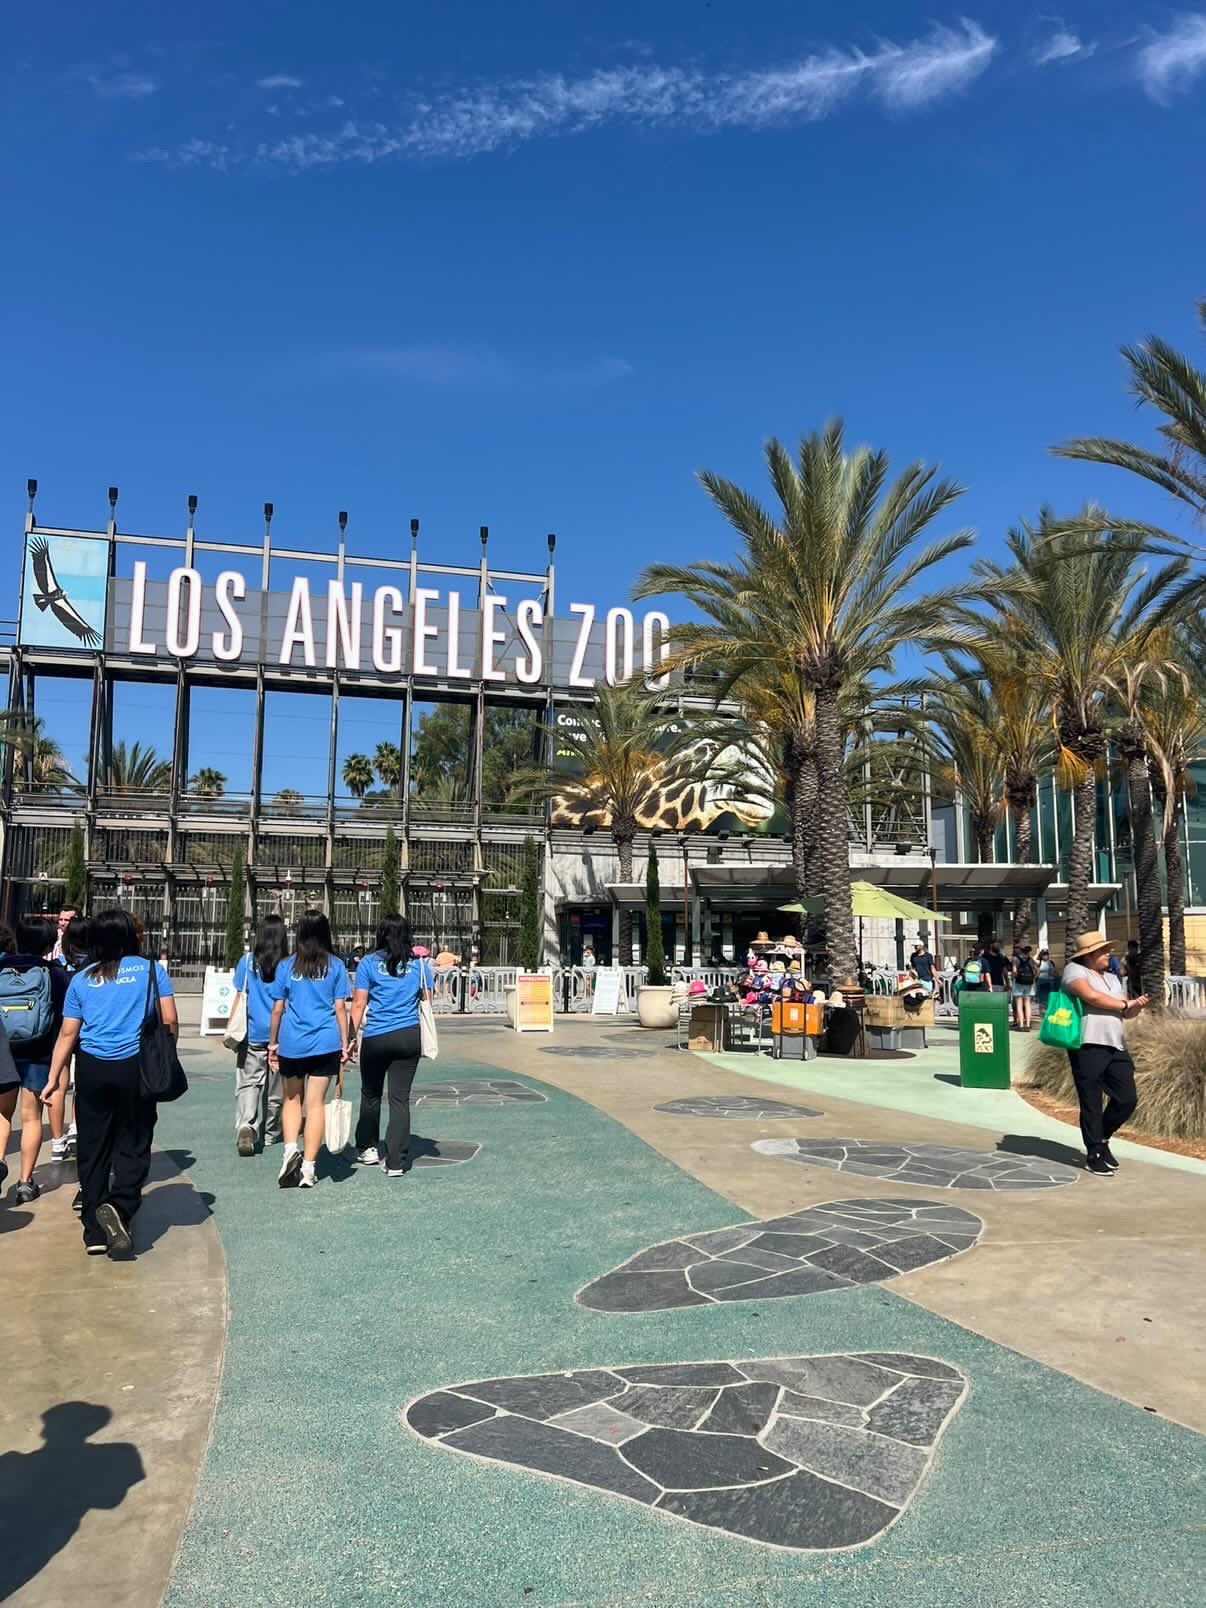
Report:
1037,988,1083,1050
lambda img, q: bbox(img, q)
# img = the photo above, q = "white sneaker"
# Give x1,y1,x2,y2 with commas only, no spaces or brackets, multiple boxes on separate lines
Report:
356,1147,380,1166
299,1162,317,1189
385,1166,405,1178
51,1138,69,1161
277,1145,302,1189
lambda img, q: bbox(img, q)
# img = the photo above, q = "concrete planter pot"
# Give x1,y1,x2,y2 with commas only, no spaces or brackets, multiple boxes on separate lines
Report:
504,986,517,1026
637,985,677,1029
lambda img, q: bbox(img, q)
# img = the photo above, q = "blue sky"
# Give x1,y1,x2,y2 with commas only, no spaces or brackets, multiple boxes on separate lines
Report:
5,2,1205,791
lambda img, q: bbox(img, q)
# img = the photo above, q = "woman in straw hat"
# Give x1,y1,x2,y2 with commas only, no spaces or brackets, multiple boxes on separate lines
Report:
1060,932,1149,1176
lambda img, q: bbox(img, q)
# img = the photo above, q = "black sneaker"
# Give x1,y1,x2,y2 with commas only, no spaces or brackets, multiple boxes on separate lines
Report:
72,1189,84,1214
1101,1144,1120,1171
0,1160,7,1192
236,1124,256,1158
15,1179,40,1205
95,1202,134,1258
1085,1150,1114,1176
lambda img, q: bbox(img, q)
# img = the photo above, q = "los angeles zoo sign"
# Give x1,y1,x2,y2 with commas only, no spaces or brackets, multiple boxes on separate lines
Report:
19,534,672,692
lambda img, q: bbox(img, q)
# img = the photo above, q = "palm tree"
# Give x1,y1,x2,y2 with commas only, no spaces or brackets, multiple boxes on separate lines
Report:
635,421,972,980
1054,301,1205,533
373,741,402,792
928,683,1004,863
1142,657,1206,976
342,752,374,799
509,680,716,964
271,788,303,817
966,510,1203,961
106,740,171,793
0,710,78,792
189,767,227,798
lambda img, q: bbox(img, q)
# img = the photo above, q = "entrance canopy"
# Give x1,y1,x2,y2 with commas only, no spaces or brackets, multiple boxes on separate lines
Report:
690,863,1120,912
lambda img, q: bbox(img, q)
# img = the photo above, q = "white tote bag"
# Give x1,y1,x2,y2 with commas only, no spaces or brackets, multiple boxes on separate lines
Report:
222,989,248,1052
325,1074,353,1154
419,996,439,1060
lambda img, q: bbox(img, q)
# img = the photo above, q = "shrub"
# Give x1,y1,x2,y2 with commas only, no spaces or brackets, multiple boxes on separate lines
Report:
1024,1014,1206,1140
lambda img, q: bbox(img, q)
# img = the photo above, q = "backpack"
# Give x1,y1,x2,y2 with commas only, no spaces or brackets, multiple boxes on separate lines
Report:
0,962,54,1047
1013,954,1036,985
962,959,983,985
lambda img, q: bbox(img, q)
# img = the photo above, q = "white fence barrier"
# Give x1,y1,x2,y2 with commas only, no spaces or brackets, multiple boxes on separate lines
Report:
1166,975,1206,1012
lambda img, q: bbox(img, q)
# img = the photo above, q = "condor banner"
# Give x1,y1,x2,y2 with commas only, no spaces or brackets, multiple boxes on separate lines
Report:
18,534,109,650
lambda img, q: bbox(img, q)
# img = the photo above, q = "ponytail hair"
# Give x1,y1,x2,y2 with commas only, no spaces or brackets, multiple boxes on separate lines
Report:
375,913,413,977
293,909,334,980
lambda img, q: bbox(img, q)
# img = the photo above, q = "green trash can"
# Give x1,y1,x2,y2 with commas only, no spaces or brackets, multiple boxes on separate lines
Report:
957,990,1011,1088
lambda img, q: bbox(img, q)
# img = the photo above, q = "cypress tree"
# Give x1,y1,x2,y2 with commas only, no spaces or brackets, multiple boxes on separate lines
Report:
644,840,667,986
224,844,246,968
381,824,401,917
64,822,87,910
520,835,541,971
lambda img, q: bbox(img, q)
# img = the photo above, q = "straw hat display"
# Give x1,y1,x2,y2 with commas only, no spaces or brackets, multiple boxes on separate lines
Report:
781,935,802,950
752,931,771,946
1069,930,1112,962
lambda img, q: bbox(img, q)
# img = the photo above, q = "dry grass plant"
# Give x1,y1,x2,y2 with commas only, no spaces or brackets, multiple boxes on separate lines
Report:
1024,1012,1206,1140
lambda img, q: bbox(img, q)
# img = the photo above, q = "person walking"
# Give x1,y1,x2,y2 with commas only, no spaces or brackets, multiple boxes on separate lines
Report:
51,915,90,1161
1010,941,1037,1031
983,939,1010,994
1060,932,1149,1176
0,916,69,1203
230,914,286,1157
348,914,433,1178
1034,946,1057,1016
266,911,351,1190
40,909,177,1257
909,941,935,993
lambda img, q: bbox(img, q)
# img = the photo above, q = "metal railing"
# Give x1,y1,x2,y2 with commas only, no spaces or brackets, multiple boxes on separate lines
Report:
1166,976,1206,1012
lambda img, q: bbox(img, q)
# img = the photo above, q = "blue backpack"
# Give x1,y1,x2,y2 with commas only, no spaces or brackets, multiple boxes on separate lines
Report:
963,958,983,986
0,963,54,1047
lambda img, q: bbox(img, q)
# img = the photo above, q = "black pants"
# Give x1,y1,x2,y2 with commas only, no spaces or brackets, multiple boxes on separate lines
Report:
356,1027,421,1170
75,1049,158,1246
1067,1044,1137,1152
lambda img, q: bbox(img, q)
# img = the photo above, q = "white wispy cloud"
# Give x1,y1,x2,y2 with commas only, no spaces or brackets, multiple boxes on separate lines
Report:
91,70,157,99
1032,29,1094,67
132,20,1000,171
257,73,303,90
321,345,633,390
1136,13,1206,100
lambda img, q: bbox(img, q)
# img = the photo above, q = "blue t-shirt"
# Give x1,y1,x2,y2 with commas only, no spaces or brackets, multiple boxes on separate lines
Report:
353,952,433,1037
268,954,351,1058
233,952,279,1044
64,957,175,1060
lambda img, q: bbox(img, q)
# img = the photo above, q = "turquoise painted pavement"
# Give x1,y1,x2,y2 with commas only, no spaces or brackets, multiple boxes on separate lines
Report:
158,1049,1205,1607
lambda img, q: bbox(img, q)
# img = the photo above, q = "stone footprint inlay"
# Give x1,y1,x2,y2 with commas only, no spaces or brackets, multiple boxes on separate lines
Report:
411,1080,546,1107
576,1199,982,1311
654,1095,822,1120
752,1138,1077,1190
404,1352,967,1550
406,1138,481,1168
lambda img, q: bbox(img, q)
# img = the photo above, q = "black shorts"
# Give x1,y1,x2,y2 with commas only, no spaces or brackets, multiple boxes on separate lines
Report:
277,1051,340,1082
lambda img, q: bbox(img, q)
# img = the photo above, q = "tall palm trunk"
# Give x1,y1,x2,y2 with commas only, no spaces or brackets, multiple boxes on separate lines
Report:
972,819,995,864
1064,773,1099,959
614,826,635,965
1164,808,1187,977
1120,726,1165,993
786,736,818,898
812,683,858,980
1010,802,1034,946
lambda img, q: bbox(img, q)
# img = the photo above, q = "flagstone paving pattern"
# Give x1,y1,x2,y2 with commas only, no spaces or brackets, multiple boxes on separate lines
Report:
654,1095,823,1120
752,1138,1079,1190
404,1352,968,1551
576,1199,983,1311
411,1080,547,1106
407,1138,481,1167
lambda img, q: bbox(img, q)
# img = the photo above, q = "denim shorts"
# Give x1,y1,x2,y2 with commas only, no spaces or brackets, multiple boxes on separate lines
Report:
15,1061,51,1093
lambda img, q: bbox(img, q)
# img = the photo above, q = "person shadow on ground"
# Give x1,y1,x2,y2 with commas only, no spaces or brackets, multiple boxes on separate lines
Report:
0,1402,144,1599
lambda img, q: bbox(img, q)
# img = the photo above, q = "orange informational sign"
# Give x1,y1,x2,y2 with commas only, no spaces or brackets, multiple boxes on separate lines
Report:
515,972,555,1034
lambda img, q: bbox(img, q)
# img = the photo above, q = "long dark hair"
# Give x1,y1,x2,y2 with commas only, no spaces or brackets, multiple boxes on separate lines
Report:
253,914,287,984
16,915,56,957
89,908,142,980
293,909,334,979
375,913,413,976
63,915,90,971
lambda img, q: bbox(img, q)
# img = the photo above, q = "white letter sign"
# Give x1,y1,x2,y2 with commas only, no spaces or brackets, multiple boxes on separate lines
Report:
412,588,439,676
279,577,316,667
515,598,543,684
326,580,363,669
212,571,246,662
568,603,595,688
372,585,404,674
128,560,156,655
165,567,202,658
481,594,507,682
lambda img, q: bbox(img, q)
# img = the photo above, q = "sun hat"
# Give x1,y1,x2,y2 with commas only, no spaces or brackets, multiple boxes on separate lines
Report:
687,979,708,996
1070,930,1112,962
752,931,771,945
781,934,802,949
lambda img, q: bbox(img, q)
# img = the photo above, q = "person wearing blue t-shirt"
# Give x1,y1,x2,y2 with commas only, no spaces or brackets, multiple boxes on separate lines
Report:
267,910,351,1190
41,909,177,1258
348,914,433,1177
229,914,287,1158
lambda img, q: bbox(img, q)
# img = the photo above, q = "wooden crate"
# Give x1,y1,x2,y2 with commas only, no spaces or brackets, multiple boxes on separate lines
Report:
863,994,934,1030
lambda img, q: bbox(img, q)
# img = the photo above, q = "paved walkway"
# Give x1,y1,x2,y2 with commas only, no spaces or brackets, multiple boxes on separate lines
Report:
4,1020,1204,1606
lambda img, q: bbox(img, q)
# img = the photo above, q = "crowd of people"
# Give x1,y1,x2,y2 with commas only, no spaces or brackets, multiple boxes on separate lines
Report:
0,902,1149,1258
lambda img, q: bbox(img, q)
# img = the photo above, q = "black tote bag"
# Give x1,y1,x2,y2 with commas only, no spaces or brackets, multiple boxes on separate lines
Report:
138,960,188,1103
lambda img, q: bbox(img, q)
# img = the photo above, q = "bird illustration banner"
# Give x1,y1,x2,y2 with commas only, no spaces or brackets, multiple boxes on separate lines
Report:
19,534,108,651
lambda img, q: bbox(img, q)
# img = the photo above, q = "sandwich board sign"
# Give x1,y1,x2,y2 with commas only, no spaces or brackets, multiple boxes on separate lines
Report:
515,972,555,1033
591,968,624,1015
